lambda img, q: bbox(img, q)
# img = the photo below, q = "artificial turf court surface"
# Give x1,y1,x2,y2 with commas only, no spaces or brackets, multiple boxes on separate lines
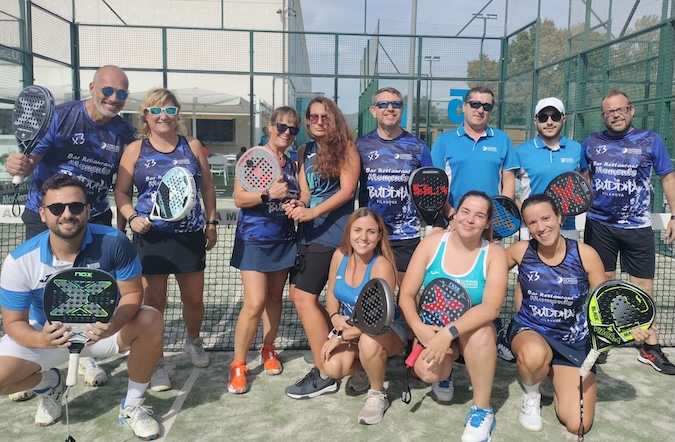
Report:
1,347,673,441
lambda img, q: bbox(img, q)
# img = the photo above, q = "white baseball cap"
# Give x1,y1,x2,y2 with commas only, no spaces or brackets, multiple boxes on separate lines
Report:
535,97,565,116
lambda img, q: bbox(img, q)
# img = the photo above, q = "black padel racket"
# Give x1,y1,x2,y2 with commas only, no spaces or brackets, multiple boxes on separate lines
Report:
491,196,521,240
578,280,655,378
408,167,449,226
235,146,282,192
402,278,471,404
345,278,395,336
44,268,119,386
149,166,197,222
544,171,593,216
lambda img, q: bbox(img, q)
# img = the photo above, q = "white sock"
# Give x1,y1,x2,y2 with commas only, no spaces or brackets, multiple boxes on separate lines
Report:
523,381,540,396
186,335,198,345
124,380,149,406
33,370,59,394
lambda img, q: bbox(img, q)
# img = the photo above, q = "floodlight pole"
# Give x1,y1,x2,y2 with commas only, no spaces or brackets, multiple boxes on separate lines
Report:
474,13,497,78
405,0,418,133
424,56,440,144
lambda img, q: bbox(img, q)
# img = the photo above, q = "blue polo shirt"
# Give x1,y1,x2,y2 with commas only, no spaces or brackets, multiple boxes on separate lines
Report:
431,125,518,207
516,135,588,230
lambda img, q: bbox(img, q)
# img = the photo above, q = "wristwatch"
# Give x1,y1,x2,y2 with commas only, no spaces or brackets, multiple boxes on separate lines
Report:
448,325,460,340
261,190,270,204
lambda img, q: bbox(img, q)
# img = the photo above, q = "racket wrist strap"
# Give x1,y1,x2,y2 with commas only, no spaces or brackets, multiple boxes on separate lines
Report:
128,213,140,224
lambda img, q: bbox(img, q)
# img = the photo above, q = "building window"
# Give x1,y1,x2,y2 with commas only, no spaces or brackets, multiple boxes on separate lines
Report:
196,119,235,143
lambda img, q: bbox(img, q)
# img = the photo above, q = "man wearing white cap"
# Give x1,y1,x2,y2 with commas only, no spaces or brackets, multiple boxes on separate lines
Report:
515,97,588,239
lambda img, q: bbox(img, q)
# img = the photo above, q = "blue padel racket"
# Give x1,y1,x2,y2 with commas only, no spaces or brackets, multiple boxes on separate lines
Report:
149,166,197,222
491,196,521,240
409,167,449,227
346,278,395,336
235,146,282,192
544,171,593,216
402,278,472,404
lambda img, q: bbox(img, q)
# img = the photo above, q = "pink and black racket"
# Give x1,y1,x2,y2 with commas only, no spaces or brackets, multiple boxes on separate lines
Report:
491,196,521,240
235,146,282,192
408,167,449,227
544,171,593,216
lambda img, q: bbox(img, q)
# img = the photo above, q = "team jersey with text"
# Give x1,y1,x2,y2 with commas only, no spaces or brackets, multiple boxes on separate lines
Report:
27,100,135,217
356,130,432,240
583,128,673,228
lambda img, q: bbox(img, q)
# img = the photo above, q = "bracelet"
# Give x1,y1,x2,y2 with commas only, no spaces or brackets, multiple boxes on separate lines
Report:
128,213,140,224
205,220,219,225
670,215,675,220
297,200,307,208
329,312,339,320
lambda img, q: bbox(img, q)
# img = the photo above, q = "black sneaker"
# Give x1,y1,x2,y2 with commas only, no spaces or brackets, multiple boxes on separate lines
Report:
285,367,339,399
637,346,675,375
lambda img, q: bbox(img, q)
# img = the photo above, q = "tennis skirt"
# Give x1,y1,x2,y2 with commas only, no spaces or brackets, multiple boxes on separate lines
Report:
231,237,297,272
133,230,206,274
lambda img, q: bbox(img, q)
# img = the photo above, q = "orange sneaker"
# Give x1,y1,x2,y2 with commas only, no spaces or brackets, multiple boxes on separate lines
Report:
228,360,249,394
261,344,283,375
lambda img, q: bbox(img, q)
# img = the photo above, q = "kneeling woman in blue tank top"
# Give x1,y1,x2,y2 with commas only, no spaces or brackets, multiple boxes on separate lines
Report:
399,191,508,442
320,208,405,425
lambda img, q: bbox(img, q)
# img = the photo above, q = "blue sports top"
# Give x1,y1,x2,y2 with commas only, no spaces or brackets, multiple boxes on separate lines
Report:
583,128,673,228
299,141,354,248
0,224,141,325
356,130,433,240
236,156,298,242
431,125,518,207
27,100,135,217
133,137,205,234
514,237,589,344
423,232,489,306
516,135,588,230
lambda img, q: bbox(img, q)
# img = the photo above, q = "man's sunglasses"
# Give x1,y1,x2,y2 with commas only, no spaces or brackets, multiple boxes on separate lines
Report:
275,123,300,135
373,100,404,109
536,112,563,123
98,86,129,100
43,202,87,216
467,100,494,112
308,113,329,124
146,106,179,116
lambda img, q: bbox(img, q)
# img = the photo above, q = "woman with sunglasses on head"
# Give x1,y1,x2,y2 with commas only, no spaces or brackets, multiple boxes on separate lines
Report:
227,107,301,394
115,88,217,392
283,96,361,399
398,190,508,442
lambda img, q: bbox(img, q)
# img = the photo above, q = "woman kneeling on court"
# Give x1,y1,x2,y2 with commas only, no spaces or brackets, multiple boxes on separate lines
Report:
505,193,605,435
320,208,406,425
399,191,507,442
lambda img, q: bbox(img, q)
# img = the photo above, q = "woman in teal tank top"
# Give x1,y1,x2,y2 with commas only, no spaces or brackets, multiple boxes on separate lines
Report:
399,191,508,442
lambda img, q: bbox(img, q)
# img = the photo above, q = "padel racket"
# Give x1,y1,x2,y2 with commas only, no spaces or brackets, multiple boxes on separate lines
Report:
149,166,197,222
43,268,119,387
345,278,395,335
409,167,449,227
491,196,521,240
578,280,655,378
12,85,55,185
544,171,593,216
235,146,282,192
401,278,472,404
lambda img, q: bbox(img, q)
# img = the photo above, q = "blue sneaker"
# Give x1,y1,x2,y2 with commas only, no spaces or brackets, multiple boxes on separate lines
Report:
461,404,496,442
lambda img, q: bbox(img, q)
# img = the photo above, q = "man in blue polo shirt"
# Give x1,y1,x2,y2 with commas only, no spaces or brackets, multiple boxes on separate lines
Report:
516,97,588,239
431,86,518,215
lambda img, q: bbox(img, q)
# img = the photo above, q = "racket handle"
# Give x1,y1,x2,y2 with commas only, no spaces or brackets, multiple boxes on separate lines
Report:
12,175,24,185
405,343,424,369
67,353,80,387
579,349,601,379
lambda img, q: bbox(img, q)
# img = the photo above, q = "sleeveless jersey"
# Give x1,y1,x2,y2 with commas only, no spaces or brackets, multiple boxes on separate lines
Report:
423,232,489,306
356,130,433,240
133,137,204,234
515,237,589,343
27,100,135,217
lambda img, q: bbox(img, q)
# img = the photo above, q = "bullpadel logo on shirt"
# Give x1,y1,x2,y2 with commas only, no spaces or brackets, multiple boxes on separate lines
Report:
482,146,497,152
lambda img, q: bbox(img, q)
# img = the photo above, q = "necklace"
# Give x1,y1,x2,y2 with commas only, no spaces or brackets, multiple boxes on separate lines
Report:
265,144,284,162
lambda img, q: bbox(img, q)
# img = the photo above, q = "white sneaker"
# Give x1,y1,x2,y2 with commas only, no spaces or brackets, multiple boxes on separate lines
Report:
539,377,554,398
79,357,108,386
346,369,370,396
357,389,389,425
118,397,160,440
9,390,35,401
431,372,454,403
150,360,172,392
519,392,543,431
183,337,209,368
35,369,65,427
461,404,496,442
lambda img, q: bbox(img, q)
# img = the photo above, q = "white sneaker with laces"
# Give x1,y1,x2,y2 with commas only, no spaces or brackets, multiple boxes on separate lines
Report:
79,357,108,386
358,389,389,425
346,369,369,395
118,397,160,440
183,337,209,368
431,372,454,403
150,360,172,392
519,392,543,431
461,404,496,442
9,390,35,401
35,369,65,427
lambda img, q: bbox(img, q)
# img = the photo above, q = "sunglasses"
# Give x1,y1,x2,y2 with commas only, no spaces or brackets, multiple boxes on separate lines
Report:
308,113,329,124
275,122,300,135
98,86,128,100
467,100,494,112
146,106,179,116
43,202,87,216
536,112,563,123
373,100,404,109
